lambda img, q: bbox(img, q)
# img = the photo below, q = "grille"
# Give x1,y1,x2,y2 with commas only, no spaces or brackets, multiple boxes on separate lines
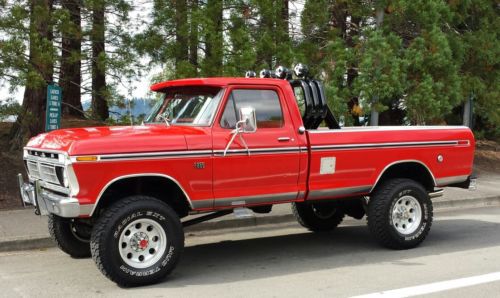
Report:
26,160,62,185
27,150,59,160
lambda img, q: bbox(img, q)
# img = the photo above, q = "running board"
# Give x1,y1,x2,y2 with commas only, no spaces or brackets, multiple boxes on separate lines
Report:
429,189,444,199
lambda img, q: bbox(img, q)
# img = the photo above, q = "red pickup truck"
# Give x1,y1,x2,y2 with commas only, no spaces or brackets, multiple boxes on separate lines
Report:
18,68,475,286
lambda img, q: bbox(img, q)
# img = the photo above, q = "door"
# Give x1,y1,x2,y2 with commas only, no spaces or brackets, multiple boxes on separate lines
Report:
212,85,301,208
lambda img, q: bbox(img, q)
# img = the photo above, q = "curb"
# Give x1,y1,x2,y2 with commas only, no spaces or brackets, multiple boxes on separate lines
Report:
1,195,499,253
0,235,54,253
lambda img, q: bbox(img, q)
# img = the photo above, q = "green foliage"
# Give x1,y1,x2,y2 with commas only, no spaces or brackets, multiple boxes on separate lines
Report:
0,98,20,121
1,0,498,140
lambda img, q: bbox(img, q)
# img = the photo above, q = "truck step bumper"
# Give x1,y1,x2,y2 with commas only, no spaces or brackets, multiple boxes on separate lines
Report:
17,173,87,218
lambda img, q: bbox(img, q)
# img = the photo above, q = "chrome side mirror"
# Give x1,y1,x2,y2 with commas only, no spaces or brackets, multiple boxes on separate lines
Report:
223,107,257,156
239,107,257,133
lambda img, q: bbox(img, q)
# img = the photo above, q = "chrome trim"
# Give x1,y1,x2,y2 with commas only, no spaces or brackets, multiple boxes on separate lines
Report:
311,140,461,151
191,199,213,209
18,174,33,208
429,189,444,198
308,185,371,200
29,179,70,195
72,147,303,162
297,190,306,200
277,137,291,142
79,204,95,215
91,173,195,216
78,150,213,162
370,160,437,193
213,192,297,208
308,126,470,133
18,174,92,217
214,147,301,156
436,175,469,187
24,147,68,155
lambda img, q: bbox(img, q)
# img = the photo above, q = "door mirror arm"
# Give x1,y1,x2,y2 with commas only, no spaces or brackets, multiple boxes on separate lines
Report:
223,120,250,157
223,107,256,157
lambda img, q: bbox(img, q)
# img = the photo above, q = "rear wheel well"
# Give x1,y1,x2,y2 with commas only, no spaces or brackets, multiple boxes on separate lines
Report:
93,176,191,219
373,162,435,193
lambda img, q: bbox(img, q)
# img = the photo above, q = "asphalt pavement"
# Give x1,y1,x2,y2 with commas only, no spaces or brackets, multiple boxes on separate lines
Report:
0,174,499,252
0,206,500,297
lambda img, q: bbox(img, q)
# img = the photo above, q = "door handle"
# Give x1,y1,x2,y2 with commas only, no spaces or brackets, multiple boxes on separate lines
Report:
277,137,291,142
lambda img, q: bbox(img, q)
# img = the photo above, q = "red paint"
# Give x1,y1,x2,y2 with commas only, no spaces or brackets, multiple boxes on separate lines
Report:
25,77,475,216
139,239,148,249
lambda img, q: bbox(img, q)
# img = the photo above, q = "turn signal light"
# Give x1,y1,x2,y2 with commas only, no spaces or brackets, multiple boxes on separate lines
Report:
76,156,98,162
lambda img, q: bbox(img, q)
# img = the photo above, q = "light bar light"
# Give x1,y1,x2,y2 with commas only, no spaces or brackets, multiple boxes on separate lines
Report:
275,66,292,80
294,63,309,79
245,71,256,78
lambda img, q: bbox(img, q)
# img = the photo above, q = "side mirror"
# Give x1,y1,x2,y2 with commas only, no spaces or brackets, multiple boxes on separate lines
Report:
238,107,257,133
223,107,256,157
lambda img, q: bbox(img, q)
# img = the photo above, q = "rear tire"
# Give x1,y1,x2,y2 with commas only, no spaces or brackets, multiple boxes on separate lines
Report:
48,214,91,258
367,178,433,249
90,196,184,287
292,201,345,232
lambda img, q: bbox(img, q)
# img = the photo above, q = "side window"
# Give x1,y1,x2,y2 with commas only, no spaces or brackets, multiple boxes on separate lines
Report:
293,86,306,117
220,89,284,129
220,94,237,129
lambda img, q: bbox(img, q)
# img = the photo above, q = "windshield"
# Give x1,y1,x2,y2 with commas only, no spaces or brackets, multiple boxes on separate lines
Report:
146,86,224,126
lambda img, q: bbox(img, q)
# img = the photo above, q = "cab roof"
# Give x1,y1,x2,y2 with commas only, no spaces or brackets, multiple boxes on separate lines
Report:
150,77,292,92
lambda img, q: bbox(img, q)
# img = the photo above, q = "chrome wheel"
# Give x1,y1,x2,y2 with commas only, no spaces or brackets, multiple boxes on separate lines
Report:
118,218,167,269
391,195,422,235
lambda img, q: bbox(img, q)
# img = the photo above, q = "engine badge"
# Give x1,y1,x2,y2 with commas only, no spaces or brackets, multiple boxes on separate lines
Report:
194,162,205,169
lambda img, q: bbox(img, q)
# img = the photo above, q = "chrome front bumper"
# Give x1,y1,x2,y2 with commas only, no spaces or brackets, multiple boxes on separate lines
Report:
17,173,82,217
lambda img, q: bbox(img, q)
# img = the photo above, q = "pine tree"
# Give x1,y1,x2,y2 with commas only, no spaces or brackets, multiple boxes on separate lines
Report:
90,0,108,120
7,0,55,149
200,0,223,76
59,0,84,118
449,0,499,138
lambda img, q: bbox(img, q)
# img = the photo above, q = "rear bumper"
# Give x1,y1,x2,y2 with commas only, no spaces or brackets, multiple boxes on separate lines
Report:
17,173,89,218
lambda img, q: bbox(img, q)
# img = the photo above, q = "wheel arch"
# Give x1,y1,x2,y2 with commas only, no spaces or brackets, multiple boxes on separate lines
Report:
371,160,436,193
90,173,193,218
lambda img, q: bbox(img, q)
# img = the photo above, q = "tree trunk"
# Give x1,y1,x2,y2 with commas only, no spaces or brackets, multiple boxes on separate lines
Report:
9,0,54,150
256,1,274,69
369,6,385,126
188,0,198,76
175,0,188,77
91,0,108,121
275,0,289,66
60,0,83,118
204,0,223,76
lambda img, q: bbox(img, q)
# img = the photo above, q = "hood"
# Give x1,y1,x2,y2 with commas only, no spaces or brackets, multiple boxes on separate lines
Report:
26,125,206,155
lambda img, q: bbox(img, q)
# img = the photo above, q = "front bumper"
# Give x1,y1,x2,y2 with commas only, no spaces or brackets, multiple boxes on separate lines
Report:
18,173,83,217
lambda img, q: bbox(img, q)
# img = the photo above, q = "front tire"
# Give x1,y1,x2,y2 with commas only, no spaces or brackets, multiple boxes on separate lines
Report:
292,201,345,232
48,214,91,258
367,178,433,249
90,196,184,287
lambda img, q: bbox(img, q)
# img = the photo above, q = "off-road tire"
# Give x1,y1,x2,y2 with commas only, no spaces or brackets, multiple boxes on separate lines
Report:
292,201,345,232
90,196,184,287
367,178,433,249
48,214,91,258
